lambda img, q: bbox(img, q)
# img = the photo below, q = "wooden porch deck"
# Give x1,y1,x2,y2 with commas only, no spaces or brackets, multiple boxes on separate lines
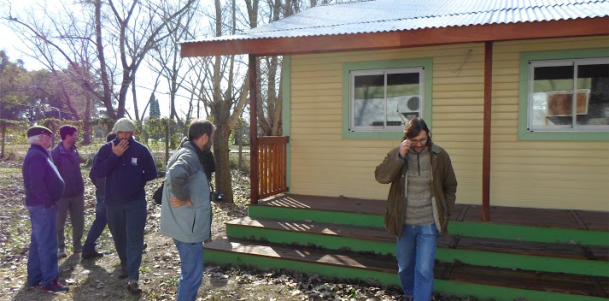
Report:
204,193,609,300
259,194,609,231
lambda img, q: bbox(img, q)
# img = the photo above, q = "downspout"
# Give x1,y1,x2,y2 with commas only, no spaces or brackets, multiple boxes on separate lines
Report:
249,54,260,205
482,41,493,221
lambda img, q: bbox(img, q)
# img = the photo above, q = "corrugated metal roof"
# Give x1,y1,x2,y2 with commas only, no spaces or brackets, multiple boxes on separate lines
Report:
184,0,609,43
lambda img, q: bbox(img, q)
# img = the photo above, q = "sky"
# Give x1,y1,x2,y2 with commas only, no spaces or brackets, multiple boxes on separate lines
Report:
0,0,204,120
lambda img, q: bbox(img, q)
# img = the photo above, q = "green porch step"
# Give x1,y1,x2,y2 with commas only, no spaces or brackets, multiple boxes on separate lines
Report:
205,238,609,301
226,217,609,277
249,202,609,246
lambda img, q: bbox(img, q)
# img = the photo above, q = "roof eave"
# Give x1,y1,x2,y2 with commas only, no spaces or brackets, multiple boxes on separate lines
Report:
181,17,609,57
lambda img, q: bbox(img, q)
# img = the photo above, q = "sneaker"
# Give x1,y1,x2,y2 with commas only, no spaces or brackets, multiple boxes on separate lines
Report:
82,250,104,259
58,249,67,258
118,267,128,279
42,281,69,293
127,280,142,295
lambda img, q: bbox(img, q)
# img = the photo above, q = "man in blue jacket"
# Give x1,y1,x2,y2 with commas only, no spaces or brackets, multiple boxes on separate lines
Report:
22,126,69,293
94,118,157,295
51,125,85,258
161,119,214,301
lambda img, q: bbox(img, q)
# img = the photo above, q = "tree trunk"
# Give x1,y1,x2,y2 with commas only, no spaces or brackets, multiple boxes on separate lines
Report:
1,125,5,159
132,75,139,122
83,98,92,145
213,123,233,203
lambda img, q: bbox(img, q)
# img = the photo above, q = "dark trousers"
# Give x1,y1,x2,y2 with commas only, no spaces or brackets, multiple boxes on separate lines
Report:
83,195,107,253
106,199,147,281
27,205,59,286
56,194,85,252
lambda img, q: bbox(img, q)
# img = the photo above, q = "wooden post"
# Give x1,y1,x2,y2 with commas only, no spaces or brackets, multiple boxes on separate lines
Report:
249,54,259,205
482,41,493,222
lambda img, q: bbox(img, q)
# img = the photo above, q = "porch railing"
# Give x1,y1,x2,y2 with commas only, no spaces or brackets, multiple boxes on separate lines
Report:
257,136,288,200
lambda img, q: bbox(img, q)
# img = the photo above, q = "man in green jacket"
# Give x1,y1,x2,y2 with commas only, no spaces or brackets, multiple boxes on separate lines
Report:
160,119,214,301
375,118,457,301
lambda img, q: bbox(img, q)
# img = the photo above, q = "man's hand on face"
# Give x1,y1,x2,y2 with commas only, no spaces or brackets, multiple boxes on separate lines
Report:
111,140,129,157
399,139,412,158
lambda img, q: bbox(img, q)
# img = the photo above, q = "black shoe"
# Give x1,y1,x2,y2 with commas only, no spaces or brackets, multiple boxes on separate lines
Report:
42,281,69,293
127,281,142,295
82,250,104,259
118,267,128,279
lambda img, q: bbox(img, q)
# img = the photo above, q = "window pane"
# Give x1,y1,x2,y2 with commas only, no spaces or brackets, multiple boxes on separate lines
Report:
353,75,384,127
576,63,609,126
532,65,574,129
387,73,420,126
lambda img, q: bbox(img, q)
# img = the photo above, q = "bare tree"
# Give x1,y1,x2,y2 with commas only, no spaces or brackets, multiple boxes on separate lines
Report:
2,0,199,124
148,0,199,128
184,0,249,203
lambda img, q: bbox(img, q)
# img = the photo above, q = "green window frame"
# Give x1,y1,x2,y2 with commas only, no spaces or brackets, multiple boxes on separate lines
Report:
342,59,433,140
518,48,609,141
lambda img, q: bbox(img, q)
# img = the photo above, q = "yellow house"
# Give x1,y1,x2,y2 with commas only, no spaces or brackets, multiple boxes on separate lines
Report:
182,1,609,299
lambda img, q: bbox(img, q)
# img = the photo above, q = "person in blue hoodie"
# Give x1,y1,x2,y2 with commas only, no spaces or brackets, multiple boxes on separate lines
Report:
94,118,156,295
22,126,69,293
161,119,214,301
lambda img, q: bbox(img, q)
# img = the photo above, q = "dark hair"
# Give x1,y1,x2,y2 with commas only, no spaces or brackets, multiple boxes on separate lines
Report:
106,132,117,142
188,119,215,141
59,125,78,140
402,118,432,146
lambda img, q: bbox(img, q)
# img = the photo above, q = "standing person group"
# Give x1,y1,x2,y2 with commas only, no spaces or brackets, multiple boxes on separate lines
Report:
51,125,85,258
22,126,69,293
160,119,215,301
22,117,158,296
375,118,457,301
93,118,157,294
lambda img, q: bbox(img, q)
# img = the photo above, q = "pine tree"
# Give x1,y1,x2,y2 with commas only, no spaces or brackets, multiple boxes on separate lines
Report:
149,93,161,119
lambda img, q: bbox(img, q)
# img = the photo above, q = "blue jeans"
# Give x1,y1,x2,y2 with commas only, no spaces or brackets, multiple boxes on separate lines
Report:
174,239,204,301
396,224,438,301
106,199,146,281
83,195,107,253
27,205,59,287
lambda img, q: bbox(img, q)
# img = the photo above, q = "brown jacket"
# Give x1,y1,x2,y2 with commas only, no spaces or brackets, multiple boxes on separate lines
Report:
375,144,457,236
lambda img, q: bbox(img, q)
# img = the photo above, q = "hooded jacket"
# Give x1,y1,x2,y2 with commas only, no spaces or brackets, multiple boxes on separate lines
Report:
160,140,212,243
375,144,457,236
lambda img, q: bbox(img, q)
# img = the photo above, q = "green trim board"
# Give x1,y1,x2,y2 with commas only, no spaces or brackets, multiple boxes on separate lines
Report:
434,279,609,301
437,247,609,278
341,58,433,140
450,220,609,246
282,56,292,191
248,205,609,246
249,205,384,228
206,248,399,286
226,224,396,255
226,224,609,277
518,48,609,141
206,249,607,301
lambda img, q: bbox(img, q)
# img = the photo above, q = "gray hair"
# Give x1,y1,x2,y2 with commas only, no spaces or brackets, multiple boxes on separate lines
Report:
27,135,42,145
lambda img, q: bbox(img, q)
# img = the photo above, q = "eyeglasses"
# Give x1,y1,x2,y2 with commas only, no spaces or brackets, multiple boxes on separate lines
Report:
409,139,428,145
